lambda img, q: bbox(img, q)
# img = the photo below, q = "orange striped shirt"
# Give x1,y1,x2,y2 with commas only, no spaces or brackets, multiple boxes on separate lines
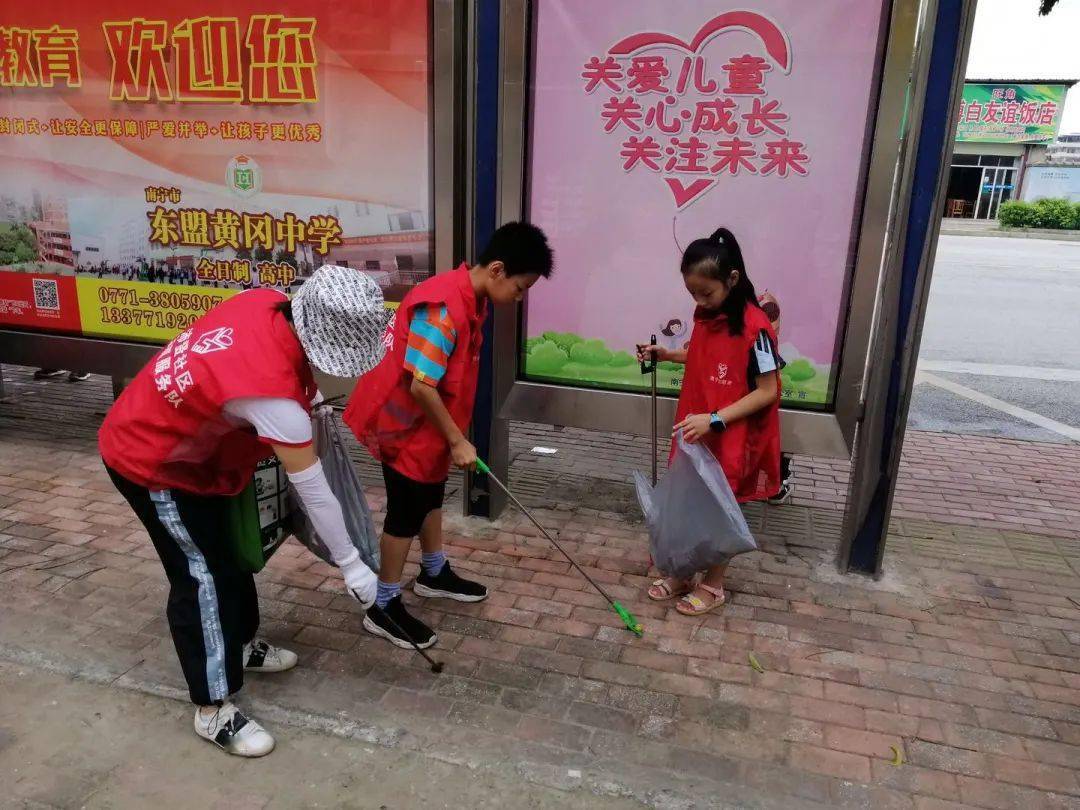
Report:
403,304,456,387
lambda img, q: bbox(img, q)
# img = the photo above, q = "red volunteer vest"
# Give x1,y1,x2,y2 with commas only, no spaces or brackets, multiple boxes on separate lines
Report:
343,265,487,483
672,302,781,502
99,289,316,496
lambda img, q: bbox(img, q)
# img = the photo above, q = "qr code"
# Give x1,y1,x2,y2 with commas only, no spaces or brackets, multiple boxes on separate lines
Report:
33,278,60,311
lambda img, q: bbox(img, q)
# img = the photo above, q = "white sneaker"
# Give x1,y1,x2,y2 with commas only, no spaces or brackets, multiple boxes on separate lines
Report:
243,639,298,673
194,703,275,757
767,479,794,505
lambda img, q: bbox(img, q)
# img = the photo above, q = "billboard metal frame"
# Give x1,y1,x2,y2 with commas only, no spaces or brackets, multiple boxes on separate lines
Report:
489,0,929,461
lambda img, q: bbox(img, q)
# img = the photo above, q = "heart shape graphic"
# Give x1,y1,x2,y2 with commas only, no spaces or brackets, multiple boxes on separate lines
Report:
607,11,791,208
665,178,715,209
608,10,790,70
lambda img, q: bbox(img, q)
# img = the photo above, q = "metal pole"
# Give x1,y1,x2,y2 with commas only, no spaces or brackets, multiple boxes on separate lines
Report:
839,0,978,576
650,334,658,486
464,0,510,519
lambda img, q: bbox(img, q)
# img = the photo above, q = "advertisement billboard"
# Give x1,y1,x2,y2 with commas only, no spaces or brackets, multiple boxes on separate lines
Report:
0,2,431,344
1022,165,1080,202
955,83,1068,144
521,1,888,409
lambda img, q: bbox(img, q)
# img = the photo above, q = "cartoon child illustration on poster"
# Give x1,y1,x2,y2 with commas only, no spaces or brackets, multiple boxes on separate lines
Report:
658,317,689,354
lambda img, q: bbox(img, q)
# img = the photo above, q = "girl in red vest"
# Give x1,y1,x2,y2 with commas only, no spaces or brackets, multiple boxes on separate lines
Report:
344,222,553,650
639,228,781,616
99,266,387,757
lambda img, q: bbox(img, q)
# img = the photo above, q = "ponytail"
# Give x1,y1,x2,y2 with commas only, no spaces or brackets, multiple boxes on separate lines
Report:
680,227,759,336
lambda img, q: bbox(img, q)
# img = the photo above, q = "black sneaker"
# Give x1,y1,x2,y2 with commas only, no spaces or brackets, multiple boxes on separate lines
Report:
768,478,794,505
33,368,65,380
414,561,488,603
68,372,91,382
363,595,437,650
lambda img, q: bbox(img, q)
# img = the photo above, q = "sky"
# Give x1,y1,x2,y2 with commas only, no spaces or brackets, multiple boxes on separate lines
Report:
965,0,1080,134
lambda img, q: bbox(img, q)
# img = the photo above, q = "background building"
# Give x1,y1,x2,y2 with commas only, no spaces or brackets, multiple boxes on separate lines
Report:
945,79,1076,219
1046,132,1080,164
29,197,74,268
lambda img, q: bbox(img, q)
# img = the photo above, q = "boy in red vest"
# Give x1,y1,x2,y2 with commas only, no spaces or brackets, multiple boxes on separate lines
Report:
344,222,553,649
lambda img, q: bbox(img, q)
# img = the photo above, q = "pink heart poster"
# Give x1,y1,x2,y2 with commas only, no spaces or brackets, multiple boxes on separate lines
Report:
523,0,887,407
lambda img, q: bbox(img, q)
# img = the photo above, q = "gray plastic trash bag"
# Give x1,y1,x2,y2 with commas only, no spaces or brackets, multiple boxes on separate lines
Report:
633,434,756,580
290,409,380,571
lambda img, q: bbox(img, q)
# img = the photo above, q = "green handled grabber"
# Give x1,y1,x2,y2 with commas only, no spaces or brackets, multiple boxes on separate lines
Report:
476,458,644,638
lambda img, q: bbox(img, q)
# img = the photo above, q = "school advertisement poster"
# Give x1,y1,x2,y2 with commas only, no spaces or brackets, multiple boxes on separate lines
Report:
0,1,431,344
522,1,888,408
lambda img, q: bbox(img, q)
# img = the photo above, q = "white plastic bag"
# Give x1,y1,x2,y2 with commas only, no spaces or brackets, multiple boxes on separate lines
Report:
634,434,756,579
290,409,380,571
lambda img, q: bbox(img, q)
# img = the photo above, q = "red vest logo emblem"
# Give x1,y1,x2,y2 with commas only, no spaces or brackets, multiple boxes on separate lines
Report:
191,327,235,355
716,362,728,379
382,312,396,350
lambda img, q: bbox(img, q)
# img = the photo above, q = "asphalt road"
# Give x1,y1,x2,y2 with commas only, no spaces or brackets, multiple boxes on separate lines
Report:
911,234,1080,442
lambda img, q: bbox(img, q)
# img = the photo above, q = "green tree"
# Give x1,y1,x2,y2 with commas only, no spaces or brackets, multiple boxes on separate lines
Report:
783,359,817,382
14,243,34,263
998,200,1035,228
542,331,584,354
570,339,613,366
274,248,299,269
608,350,636,367
252,246,273,263
1031,198,1075,229
527,341,570,374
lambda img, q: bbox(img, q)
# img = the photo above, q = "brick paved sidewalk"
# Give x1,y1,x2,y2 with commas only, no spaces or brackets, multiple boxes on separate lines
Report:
4,367,1076,540
1,367,1079,808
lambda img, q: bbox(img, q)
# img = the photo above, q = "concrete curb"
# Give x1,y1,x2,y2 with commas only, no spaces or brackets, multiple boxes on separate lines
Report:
939,226,1080,241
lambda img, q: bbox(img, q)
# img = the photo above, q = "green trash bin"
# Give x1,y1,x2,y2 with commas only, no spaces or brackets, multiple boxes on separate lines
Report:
229,456,293,573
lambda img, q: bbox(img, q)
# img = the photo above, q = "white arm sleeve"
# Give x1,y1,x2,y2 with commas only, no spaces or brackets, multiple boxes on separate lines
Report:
286,461,359,568
223,397,313,446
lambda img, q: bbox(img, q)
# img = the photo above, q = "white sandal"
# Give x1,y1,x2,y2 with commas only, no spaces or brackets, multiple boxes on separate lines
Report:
676,583,727,616
648,577,691,601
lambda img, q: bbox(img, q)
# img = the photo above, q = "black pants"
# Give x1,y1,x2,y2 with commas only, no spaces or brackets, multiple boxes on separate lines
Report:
381,463,446,538
107,465,258,705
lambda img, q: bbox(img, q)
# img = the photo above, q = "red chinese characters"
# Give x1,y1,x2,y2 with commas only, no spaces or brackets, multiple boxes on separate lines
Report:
1037,102,1058,126
691,98,738,135
173,17,243,102
0,25,81,88
581,12,807,208
245,15,318,103
582,56,622,93
627,56,670,94
620,136,662,171
722,54,770,95
601,96,643,133
760,139,809,177
98,15,319,104
711,138,757,175
103,19,172,101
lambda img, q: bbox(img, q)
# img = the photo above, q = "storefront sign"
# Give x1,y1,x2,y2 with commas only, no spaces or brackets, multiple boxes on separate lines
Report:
0,2,431,343
956,83,1068,144
523,1,887,407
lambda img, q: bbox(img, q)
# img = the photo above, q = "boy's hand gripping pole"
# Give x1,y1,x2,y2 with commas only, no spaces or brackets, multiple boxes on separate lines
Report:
475,459,644,637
